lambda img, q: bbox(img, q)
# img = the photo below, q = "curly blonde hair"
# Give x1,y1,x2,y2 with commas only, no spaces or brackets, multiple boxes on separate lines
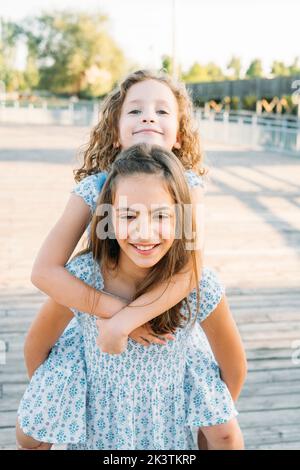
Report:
74,69,206,182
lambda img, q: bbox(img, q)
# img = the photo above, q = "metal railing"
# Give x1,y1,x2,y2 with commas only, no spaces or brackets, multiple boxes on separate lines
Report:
0,100,99,126
196,109,300,155
0,100,299,155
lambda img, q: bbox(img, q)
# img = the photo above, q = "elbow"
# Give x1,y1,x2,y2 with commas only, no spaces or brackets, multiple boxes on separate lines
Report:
30,263,53,292
30,263,43,288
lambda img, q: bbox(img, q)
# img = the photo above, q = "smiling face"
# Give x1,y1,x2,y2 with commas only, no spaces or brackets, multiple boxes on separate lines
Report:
118,79,181,151
112,173,176,274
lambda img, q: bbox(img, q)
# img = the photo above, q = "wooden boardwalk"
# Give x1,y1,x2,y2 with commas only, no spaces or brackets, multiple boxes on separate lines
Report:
0,124,300,450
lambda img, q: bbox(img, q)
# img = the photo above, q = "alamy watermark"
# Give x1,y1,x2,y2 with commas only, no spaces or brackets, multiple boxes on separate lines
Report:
94,199,205,251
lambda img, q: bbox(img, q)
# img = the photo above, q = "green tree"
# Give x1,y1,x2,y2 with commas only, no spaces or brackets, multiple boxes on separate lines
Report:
21,11,127,97
289,57,300,76
271,60,289,77
245,59,264,78
206,62,224,81
161,55,173,75
23,55,39,90
227,56,242,79
0,18,23,91
183,61,224,83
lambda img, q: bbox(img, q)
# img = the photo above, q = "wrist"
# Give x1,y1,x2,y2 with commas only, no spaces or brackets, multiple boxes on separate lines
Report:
109,311,131,337
94,290,127,318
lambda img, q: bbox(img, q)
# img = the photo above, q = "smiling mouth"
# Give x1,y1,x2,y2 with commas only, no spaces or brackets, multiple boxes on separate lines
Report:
133,130,163,135
129,243,161,254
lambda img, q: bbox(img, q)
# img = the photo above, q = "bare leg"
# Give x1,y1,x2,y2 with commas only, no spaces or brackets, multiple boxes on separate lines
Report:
16,419,52,450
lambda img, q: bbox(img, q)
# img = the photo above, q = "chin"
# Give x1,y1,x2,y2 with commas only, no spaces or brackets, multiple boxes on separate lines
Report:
134,135,163,146
131,257,159,268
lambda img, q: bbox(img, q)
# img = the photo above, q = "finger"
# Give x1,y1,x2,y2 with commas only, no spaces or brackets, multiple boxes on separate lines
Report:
145,335,167,345
137,336,151,347
161,333,176,341
149,332,170,341
146,327,175,341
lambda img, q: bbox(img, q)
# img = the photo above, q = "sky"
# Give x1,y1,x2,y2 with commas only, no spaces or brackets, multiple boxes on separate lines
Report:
1,0,299,74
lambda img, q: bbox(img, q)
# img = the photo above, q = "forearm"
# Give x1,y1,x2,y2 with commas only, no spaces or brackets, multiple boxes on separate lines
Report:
220,366,247,402
32,266,126,317
24,340,51,379
112,275,194,336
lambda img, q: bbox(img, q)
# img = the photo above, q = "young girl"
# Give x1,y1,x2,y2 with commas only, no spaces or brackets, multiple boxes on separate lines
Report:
17,144,244,450
16,70,247,448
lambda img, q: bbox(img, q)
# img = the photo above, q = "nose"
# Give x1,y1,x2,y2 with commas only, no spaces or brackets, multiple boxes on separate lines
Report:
142,117,155,123
129,214,158,241
141,107,157,123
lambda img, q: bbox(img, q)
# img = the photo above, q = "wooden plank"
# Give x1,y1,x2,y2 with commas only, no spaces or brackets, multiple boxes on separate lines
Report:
244,339,299,349
238,392,300,412
243,424,300,446
241,380,300,397
245,348,294,360
0,428,17,448
239,321,300,336
1,383,27,398
0,397,21,412
238,408,300,428
247,358,297,371
245,367,300,383
0,410,18,428
247,441,300,450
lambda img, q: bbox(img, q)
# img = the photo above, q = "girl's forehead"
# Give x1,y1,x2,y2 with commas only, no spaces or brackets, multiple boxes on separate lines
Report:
113,174,174,205
124,79,177,107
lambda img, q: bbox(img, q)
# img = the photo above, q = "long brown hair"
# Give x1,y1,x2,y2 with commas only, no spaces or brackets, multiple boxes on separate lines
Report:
76,143,201,335
74,69,206,183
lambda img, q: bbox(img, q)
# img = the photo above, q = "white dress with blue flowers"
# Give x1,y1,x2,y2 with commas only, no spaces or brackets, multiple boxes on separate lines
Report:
18,170,238,450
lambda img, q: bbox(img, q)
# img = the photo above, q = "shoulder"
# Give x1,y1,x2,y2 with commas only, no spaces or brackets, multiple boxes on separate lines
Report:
65,251,102,288
187,267,225,322
71,172,108,212
184,169,205,189
200,267,225,300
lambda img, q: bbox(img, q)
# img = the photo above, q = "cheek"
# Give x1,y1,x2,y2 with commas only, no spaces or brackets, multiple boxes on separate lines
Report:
113,217,130,241
159,219,176,240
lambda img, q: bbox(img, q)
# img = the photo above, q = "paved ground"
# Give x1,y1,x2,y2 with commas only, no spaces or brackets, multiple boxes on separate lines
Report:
0,124,300,449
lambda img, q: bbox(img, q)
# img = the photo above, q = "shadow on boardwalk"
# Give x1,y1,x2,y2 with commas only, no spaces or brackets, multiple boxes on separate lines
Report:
0,125,300,449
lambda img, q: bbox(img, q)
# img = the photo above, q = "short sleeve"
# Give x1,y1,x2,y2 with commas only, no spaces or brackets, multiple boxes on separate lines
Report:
71,172,107,213
188,267,225,323
184,169,205,190
64,252,101,319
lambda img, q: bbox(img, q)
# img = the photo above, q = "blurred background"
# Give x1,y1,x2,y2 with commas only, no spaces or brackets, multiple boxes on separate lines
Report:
0,0,300,450
0,0,299,152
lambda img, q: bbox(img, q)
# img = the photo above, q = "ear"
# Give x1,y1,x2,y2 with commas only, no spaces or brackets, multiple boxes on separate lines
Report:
173,131,181,149
113,142,120,149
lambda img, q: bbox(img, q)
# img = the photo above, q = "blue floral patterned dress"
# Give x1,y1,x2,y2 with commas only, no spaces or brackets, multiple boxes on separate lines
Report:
18,170,238,450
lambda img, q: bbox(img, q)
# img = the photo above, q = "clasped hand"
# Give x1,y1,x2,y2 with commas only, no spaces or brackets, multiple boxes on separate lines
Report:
96,315,175,355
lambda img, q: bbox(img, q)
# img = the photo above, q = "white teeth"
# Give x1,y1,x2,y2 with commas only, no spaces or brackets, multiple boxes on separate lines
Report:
133,244,156,251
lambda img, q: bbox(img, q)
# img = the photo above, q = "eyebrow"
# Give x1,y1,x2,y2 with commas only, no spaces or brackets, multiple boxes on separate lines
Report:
116,206,172,212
